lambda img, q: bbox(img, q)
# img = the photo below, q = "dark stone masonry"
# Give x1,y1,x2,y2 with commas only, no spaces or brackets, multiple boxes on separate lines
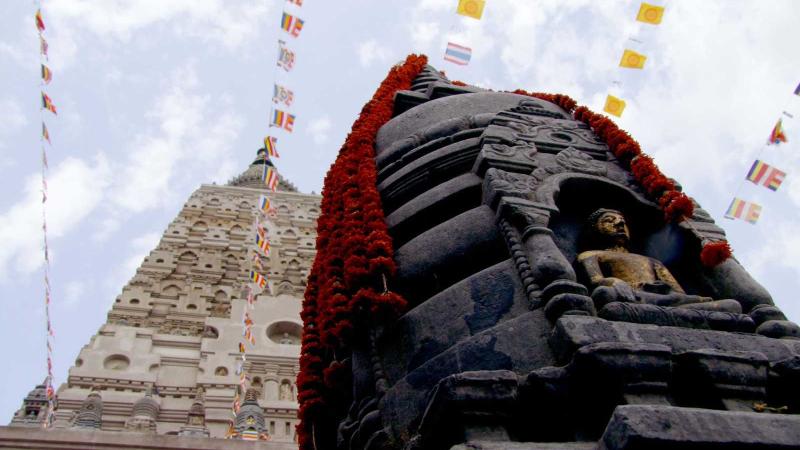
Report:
331,66,800,449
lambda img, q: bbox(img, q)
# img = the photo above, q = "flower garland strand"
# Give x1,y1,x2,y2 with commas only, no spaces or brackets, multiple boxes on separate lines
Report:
513,89,731,267
296,54,427,450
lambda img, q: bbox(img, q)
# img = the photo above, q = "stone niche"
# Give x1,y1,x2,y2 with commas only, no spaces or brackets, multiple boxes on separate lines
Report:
327,66,800,450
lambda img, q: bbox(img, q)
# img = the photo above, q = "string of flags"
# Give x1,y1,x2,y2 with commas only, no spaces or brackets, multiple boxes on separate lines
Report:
441,0,486,67
228,0,307,438
723,84,797,225
602,2,666,118
35,1,57,427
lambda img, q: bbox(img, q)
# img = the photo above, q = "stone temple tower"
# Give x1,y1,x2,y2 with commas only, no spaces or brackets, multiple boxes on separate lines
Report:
4,149,318,449
297,58,800,449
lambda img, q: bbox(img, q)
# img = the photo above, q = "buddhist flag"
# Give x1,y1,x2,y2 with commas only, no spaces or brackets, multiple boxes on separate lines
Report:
258,195,271,213
252,252,264,270
281,12,305,37
794,82,800,96
746,160,786,191
603,94,626,118
456,0,485,20
287,0,303,5
35,9,45,32
444,42,472,66
41,64,52,84
262,164,279,191
238,342,246,353
636,2,665,25
42,123,51,144
40,36,49,58
273,84,294,107
255,232,271,255
41,92,57,115
270,109,295,132
619,49,647,69
768,118,788,144
277,40,295,71
250,270,268,289
264,136,280,158
725,198,762,224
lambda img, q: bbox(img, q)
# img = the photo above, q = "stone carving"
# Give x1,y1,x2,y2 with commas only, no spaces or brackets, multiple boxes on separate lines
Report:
71,389,103,430
124,387,160,433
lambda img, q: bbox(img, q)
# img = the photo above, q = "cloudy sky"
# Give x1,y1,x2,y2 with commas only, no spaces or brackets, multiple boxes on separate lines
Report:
1,0,799,420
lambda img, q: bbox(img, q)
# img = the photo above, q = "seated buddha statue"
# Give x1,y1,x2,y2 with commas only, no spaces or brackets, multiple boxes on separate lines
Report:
576,208,737,311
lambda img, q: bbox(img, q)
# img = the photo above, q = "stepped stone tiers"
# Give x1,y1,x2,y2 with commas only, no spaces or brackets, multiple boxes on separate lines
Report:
4,150,319,448
298,60,800,450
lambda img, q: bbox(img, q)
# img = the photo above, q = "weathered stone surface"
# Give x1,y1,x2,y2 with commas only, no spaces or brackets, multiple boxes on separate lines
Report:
600,405,800,449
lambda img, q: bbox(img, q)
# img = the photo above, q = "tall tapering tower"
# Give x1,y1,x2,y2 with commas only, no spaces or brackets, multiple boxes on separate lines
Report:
7,149,319,447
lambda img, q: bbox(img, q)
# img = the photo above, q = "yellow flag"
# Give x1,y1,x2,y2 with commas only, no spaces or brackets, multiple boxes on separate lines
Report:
456,0,485,20
604,95,626,118
636,2,665,24
619,49,647,69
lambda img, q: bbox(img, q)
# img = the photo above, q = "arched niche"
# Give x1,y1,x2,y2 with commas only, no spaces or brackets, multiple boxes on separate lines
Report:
266,321,302,345
214,366,228,376
104,354,130,370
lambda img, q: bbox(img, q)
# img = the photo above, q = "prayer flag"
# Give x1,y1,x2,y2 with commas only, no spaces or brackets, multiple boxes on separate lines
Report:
238,342,246,353
794,82,800,96
244,328,256,345
277,40,295,71
456,0,485,20
768,118,788,144
258,195,271,213
264,165,279,191
619,49,647,69
725,197,762,224
41,92,57,115
255,232,271,255
41,64,52,84
444,42,472,66
746,160,786,191
636,2,665,25
272,84,294,107
603,94,626,118
42,123,51,144
287,0,303,5
250,270,268,289
270,109,295,132
264,136,280,157
36,9,45,32
40,36,48,58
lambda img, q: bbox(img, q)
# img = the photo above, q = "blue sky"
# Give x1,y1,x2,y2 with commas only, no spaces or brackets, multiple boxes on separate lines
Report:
1,0,799,420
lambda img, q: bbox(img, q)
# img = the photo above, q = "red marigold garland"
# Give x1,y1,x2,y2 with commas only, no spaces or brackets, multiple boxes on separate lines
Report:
512,89,732,267
296,54,427,449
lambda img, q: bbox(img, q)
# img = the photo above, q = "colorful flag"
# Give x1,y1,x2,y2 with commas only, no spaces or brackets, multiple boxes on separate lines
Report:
444,42,472,66
244,328,256,345
250,270,268,289
456,0,485,20
41,64,52,84
619,49,647,69
255,232,271,255
277,40,295,71
603,94,626,118
252,251,263,270
238,342,246,353
243,312,254,327
258,195,271,213
40,36,48,58
270,109,295,132
636,2,665,25
41,92,57,115
263,165,279,192
35,9,46,32
768,118,788,144
272,84,294,107
287,0,303,5
241,430,260,441
725,197,762,224
746,160,786,191
794,82,800,96
281,12,304,37
42,123,51,144
264,136,280,157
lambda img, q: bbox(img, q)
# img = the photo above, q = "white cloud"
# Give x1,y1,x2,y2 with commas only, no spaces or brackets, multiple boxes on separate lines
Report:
0,155,111,279
0,98,27,137
307,116,332,145
357,39,391,68
63,280,86,309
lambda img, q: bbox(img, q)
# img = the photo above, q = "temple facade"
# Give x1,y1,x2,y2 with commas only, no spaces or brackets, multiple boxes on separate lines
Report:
5,151,318,448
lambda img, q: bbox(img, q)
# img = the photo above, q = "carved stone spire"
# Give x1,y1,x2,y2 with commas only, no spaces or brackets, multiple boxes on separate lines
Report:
8,379,50,428
72,388,103,430
124,386,160,433
227,148,298,192
178,387,210,437
233,387,269,440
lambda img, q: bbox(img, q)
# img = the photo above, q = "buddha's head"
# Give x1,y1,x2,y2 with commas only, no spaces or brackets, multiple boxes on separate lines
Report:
585,208,630,250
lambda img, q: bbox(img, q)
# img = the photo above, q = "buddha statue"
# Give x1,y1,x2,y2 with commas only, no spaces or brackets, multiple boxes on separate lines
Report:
576,208,737,311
